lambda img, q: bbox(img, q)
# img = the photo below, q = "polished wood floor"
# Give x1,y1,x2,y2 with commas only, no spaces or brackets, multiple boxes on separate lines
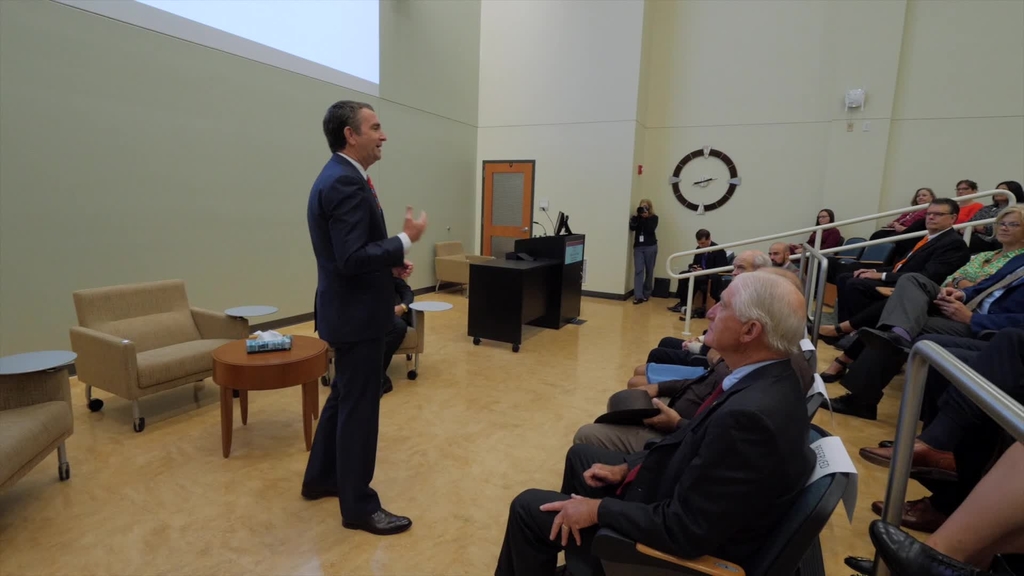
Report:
0,292,929,575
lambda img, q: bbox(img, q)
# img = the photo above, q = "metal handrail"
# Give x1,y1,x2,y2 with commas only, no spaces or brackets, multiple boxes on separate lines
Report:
667,189,1014,335
872,340,1024,576
799,244,828,347
665,189,1012,269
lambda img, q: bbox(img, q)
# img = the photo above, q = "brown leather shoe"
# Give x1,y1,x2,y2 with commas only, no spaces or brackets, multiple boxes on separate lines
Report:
859,439,957,481
870,497,948,533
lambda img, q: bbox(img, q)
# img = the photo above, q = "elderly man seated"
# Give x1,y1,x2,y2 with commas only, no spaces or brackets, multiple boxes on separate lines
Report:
577,268,816,454
495,271,815,576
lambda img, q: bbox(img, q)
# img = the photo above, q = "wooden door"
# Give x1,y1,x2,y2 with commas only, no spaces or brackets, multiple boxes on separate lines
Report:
481,161,535,257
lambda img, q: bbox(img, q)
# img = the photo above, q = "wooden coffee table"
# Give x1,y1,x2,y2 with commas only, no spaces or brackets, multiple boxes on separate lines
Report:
211,335,328,458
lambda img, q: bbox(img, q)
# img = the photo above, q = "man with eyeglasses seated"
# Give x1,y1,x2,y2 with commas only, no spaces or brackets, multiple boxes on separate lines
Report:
830,241,1024,421
833,198,971,327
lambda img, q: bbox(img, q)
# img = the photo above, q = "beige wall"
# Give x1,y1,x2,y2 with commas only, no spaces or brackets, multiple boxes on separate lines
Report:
476,0,645,295
880,0,1024,211
0,0,480,355
638,0,1023,280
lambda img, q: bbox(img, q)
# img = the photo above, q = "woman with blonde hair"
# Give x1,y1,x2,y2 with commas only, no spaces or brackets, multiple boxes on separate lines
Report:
629,199,659,304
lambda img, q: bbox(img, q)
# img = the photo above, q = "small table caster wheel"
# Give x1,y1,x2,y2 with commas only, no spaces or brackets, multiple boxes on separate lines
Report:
59,462,71,481
473,337,481,345
133,417,146,433
408,370,418,380
512,344,520,353
87,398,104,412
320,375,330,387
406,354,413,361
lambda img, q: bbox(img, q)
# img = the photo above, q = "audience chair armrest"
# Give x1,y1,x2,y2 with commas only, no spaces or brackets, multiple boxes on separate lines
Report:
875,287,895,297
0,368,73,412
593,528,745,576
69,326,139,397
191,307,250,340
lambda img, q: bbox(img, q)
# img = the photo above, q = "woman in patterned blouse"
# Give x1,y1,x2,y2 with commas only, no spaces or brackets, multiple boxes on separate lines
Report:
818,205,1024,382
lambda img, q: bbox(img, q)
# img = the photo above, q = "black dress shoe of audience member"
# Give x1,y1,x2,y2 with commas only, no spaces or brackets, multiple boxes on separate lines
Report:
879,440,894,448
343,508,412,536
844,555,874,575
830,393,878,420
381,376,393,397
301,486,338,500
869,520,991,576
860,327,912,352
668,303,683,313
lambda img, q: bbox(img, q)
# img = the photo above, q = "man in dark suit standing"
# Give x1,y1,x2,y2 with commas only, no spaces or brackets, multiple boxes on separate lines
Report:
495,271,815,576
382,276,414,396
302,100,427,536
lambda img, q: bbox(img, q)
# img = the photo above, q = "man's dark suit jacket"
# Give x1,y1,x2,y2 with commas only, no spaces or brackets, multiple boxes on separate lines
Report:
658,352,815,420
960,254,1024,333
308,154,405,344
598,360,814,570
878,227,970,285
690,242,729,271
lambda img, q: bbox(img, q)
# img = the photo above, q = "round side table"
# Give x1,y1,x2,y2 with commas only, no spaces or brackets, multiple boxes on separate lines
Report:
211,335,327,458
225,305,278,319
0,350,77,375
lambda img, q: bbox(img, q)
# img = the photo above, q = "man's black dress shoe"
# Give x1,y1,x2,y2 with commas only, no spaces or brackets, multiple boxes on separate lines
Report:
342,508,412,535
869,520,990,576
879,440,894,448
860,328,911,352
845,555,873,575
301,486,338,501
830,393,878,420
381,376,393,397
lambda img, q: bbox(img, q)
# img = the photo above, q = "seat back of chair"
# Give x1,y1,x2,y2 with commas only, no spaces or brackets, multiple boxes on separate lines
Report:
435,241,465,258
835,237,866,259
858,242,895,265
72,280,201,352
745,424,850,576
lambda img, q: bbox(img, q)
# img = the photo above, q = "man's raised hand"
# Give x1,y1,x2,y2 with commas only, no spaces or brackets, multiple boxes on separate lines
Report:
403,206,428,243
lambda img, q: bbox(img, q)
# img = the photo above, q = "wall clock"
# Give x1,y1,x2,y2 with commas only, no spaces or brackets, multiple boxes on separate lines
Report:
668,146,741,215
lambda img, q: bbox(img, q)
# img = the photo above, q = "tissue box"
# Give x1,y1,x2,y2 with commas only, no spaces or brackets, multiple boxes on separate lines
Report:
246,335,293,354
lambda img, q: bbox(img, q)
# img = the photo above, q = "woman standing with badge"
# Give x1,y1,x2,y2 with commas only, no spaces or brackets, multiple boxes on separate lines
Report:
630,199,659,304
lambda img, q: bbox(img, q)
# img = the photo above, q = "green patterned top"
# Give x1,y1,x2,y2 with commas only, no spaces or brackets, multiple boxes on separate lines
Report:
944,248,1024,288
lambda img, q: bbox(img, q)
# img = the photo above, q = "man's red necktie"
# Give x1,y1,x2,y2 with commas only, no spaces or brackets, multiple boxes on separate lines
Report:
366,176,382,210
694,381,725,417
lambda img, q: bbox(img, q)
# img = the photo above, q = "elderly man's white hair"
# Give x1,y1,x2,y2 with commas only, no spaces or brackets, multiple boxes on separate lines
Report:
729,271,806,355
737,250,772,271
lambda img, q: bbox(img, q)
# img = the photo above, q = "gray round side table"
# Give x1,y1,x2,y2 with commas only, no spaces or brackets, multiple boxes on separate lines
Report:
409,301,454,313
225,305,278,319
0,350,77,375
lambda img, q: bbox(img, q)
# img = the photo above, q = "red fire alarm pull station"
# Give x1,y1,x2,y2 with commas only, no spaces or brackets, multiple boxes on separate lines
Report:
638,165,643,175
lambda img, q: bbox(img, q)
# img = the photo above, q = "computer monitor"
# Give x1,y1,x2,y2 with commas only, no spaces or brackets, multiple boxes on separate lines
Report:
554,211,573,235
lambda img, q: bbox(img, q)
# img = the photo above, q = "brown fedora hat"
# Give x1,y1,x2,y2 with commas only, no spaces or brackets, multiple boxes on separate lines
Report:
594,388,660,425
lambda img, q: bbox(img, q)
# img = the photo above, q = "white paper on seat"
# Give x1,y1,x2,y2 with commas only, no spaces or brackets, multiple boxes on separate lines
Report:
807,436,858,523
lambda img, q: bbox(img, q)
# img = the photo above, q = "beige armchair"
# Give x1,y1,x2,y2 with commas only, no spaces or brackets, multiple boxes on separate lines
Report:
70,280,249,433
0,368,73,492
434,241,494,292
322,309,426,386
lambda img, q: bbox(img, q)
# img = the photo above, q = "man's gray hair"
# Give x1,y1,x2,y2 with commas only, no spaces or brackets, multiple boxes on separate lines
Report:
730,272,806,355
742,250,772,271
